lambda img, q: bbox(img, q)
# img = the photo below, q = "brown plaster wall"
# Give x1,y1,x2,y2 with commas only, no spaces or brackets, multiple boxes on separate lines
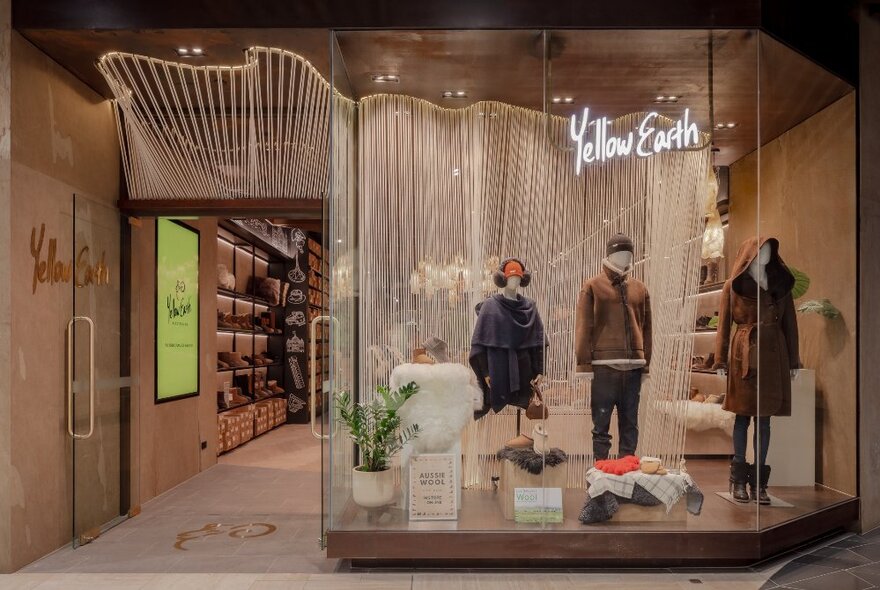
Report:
4,32,121,571
728,92,857,496
131,217,218,505
0,0,12,575
859,6,880,533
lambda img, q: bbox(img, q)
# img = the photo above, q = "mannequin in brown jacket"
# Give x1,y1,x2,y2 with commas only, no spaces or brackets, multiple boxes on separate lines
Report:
713,236,799,504
575,233,652,460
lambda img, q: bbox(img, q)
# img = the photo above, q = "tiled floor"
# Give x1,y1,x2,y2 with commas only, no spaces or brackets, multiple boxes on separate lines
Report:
6,423,879,588
20,424,337,576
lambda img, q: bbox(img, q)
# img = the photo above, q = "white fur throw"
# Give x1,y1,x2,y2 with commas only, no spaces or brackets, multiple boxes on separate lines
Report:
655,400,735,432
391,363,476,454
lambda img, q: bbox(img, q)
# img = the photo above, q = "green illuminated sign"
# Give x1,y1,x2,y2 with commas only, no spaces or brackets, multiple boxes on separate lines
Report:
156,219,200,403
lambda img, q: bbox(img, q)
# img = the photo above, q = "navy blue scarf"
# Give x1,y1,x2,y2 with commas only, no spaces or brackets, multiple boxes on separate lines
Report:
469,294,545,413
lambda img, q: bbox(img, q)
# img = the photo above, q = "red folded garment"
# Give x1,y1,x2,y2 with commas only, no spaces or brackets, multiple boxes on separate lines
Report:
595,455,641,475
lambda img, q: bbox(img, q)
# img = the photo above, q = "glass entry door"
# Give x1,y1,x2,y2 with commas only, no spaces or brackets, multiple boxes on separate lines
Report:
70,193,135,547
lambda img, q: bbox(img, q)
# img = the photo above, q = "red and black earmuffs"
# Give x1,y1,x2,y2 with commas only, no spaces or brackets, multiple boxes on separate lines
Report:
493,257,532,288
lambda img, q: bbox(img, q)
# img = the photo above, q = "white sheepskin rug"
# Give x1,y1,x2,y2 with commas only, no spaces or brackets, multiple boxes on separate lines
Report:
390,363,477,455
655,400,735,432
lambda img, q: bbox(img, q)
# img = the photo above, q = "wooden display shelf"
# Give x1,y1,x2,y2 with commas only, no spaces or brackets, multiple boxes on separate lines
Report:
216,287,279,308
217,327,255,335
217,392,286,414
217,400,253,414
218,364,256,372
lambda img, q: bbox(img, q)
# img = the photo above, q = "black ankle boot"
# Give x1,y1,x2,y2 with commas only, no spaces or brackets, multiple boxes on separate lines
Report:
751,465,771,505
729,460,750,503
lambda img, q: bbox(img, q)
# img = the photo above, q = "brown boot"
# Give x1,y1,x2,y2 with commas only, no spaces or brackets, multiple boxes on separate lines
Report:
729,460,750,503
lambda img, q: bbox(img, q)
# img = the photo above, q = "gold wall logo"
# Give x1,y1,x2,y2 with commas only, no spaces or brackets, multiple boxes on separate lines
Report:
30,223,111,294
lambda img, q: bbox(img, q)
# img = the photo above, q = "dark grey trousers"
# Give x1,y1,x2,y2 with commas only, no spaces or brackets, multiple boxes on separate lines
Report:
590,366,643,459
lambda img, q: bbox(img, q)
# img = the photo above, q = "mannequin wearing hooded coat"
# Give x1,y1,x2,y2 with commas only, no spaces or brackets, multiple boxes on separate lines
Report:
712,236,800,417
713,236,800,504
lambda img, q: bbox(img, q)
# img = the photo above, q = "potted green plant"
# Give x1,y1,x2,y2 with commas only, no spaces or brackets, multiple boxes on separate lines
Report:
335,382,421,508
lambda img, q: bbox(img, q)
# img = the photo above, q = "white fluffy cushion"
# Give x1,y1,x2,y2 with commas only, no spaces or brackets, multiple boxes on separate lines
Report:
391,363,476,454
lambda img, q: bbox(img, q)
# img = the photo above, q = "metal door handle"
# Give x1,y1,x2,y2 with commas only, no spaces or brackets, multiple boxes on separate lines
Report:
67,316,95,440
310,315,339,440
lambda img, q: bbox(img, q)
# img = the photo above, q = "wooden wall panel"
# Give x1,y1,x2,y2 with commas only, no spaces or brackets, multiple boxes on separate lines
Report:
728,92,857,496
859,5,880,533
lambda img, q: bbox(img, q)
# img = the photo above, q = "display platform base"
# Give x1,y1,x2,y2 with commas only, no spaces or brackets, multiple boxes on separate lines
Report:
327,459,858,567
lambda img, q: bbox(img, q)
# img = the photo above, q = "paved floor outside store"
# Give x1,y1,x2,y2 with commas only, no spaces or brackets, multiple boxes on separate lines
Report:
3,424,879,588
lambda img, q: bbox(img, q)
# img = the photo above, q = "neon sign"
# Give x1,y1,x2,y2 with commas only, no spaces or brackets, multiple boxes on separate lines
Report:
569,108,701,174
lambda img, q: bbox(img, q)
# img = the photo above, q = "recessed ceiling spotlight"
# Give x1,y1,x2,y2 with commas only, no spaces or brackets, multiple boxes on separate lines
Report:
563,97,574,104
442,90,468,99
715,122,738,130
552,97,562,104
654,94,681,104
176,47,206,58
552,97,575,104
371,74,400,83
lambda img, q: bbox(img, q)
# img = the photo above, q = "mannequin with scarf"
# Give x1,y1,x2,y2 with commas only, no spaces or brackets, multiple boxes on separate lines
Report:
470,258,545,431
714,237,799,505
575,233,652,460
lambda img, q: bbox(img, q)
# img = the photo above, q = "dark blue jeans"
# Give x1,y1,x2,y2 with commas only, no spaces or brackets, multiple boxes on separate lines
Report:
590,366,643,459
733,415,771,466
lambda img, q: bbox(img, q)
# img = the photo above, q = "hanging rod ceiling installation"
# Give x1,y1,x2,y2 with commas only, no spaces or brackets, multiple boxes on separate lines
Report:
98,46,355,200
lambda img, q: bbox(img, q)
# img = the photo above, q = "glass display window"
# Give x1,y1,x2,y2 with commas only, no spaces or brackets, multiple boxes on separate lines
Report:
323,27,856,560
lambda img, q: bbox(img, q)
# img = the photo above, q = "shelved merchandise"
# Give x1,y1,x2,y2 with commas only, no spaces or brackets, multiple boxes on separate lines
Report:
215,223,289,454
307,236,329,416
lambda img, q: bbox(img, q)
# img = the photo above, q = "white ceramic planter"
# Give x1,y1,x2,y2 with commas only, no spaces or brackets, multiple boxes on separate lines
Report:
352,466,395,508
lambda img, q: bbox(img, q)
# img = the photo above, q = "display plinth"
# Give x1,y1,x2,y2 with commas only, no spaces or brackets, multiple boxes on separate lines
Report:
747,369,816,486
498,455,568,520
329,498,858,567
610,501,687,522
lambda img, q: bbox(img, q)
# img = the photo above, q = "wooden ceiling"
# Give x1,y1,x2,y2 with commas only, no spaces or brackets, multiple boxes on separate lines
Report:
21,27,853,166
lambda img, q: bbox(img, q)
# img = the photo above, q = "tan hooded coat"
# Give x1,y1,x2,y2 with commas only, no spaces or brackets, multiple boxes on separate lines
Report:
712,236,800,417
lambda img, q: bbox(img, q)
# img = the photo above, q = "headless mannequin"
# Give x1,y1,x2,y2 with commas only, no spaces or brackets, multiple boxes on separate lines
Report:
576,250,646,384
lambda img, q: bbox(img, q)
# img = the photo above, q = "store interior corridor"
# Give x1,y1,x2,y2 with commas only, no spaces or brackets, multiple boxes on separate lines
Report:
23,424,337,575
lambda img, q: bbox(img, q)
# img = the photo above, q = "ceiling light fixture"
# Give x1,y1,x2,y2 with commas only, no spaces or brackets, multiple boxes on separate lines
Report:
176,47,206,58
371,74,400,83
442,90,468,99
654,94,681,104
552,97,575,104
714,122,738,130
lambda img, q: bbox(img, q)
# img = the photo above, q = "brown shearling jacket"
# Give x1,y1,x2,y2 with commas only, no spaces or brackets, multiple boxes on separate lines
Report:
575,267,652,373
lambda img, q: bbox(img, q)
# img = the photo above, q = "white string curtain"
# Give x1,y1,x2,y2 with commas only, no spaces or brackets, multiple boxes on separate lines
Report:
98,47,353,199
358,95,710,489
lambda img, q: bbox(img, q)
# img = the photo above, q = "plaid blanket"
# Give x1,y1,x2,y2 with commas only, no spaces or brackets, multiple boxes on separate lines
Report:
584,468,704,515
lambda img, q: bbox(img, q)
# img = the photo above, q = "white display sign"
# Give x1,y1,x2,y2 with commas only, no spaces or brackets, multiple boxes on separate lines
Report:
514,487,563,523
409,454,458,521
570,108,701,174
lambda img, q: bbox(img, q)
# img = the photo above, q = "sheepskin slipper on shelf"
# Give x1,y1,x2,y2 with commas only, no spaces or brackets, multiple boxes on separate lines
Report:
495,447,568,475
391,362,477,454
